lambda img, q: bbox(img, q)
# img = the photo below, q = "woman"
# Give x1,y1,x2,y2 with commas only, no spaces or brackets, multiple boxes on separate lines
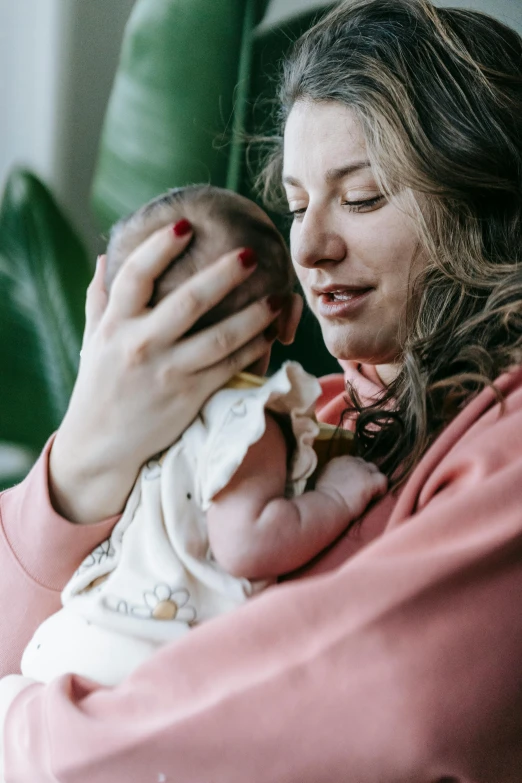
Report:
2,0,522,780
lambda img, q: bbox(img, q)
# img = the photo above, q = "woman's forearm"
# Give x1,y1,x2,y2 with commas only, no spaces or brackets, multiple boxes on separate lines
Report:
0,438,117,677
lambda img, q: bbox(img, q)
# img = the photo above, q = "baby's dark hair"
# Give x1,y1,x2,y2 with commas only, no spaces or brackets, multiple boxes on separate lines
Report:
105,185,294,331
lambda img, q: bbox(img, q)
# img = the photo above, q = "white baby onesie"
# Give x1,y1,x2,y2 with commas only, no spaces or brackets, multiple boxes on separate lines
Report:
21,362,321,686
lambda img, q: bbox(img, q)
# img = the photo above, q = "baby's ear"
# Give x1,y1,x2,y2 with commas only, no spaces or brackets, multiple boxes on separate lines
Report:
277,294,303,345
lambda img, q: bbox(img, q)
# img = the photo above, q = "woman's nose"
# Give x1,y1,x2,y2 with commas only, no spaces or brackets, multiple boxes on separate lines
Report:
291,212,346,269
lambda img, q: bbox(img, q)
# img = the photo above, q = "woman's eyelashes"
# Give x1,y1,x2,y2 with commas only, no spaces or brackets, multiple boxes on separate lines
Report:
343,194,385,213
287,194,385,221
286,207,306,220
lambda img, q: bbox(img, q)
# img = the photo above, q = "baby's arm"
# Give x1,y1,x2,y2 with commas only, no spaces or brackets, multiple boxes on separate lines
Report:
207,413,387,580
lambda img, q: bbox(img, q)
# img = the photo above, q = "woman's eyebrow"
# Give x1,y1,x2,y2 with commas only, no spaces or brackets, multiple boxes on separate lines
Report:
283,160,371,188
325,161,371,182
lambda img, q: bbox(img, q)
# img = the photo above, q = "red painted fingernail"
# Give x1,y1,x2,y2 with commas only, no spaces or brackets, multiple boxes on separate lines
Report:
238,247,257,268
173,218,192,237
264,322,279,341
267,294,285,312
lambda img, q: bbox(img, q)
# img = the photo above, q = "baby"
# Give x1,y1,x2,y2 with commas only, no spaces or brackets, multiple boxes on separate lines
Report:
18,186,385,687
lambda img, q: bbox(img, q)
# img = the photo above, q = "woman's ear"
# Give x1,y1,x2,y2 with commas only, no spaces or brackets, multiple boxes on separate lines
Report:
277,294,303,345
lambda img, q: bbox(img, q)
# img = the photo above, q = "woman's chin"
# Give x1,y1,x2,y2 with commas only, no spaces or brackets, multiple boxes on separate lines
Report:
320,327,367,363
320,326,392,366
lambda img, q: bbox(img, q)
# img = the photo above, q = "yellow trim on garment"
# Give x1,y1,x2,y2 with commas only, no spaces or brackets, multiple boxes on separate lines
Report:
223,372,266,390
225,373,354,463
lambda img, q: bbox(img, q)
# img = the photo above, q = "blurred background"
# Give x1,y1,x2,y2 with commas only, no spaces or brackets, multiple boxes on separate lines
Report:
0,0,521,486
1,0,521,260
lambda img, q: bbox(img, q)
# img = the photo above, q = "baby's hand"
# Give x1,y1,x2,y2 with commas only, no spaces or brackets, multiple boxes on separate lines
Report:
315,456,388,521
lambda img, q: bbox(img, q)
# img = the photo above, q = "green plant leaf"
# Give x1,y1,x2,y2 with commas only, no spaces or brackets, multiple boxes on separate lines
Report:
0,168,91,454
0,443,37,492
92,0,269,231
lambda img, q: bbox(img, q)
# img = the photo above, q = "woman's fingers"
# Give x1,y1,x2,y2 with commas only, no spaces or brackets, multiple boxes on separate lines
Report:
173,294,281,373
146,246,259,343
197,332,275,393
107,222,194,319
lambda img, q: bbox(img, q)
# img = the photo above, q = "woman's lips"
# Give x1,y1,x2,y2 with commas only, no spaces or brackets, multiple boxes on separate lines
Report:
315,287,373,318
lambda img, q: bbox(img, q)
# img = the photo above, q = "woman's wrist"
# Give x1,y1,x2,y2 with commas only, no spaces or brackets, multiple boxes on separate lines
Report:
48,424,139,525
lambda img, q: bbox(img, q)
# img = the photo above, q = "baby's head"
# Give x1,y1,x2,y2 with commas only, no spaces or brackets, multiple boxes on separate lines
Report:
105,185,295,341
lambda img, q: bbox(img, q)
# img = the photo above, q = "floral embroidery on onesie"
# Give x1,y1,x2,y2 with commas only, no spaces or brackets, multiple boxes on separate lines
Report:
20,362,321,686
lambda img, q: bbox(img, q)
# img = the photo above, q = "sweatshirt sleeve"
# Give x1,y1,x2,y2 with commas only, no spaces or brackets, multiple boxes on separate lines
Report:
0,437,119,677
4,378,522,783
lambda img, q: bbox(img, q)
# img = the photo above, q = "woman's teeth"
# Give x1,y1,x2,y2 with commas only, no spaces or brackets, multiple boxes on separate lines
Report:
329,291,356,301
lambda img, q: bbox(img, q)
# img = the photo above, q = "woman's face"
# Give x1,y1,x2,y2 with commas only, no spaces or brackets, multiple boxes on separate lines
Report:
283,100,425,365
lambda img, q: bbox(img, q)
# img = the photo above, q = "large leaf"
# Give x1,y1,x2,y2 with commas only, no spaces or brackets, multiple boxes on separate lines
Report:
92,0,268,230
0,168,91,457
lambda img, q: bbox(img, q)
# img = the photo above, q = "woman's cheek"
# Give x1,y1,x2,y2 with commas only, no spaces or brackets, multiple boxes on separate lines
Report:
293,265,314,308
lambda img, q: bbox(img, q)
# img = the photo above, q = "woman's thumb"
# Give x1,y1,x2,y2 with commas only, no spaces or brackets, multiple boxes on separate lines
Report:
84,255,108,338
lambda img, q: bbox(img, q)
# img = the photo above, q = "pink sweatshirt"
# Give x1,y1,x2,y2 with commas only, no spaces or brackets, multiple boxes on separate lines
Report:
2,362,522,782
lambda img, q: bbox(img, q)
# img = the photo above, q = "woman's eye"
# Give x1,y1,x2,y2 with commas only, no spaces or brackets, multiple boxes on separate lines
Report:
286,194,384,221
287,207,307,221
343,195,385,213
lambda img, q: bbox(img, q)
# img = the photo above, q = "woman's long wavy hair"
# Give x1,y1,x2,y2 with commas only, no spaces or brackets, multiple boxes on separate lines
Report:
257,0,522,485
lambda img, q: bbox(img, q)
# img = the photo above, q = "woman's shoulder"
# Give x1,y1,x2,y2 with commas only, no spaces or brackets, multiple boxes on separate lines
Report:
428,365,522,468
391,365,522,524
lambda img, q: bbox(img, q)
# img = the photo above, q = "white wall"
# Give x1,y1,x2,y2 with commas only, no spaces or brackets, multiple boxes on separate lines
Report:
0,1,62,194
0,0,135,258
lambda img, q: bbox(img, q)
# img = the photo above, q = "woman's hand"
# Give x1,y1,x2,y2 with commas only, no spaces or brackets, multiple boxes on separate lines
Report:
50,222,299,525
